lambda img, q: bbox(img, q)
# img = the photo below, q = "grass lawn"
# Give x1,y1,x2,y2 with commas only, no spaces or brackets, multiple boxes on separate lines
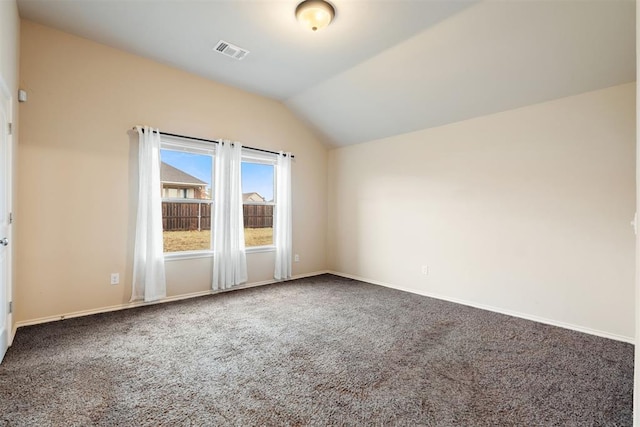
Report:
163,228,273,253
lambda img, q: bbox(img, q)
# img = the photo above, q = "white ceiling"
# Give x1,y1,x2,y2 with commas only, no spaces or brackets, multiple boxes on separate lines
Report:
17,0,636,147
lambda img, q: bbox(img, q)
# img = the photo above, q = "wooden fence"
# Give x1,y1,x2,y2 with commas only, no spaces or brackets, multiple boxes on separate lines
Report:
162,201,273,231
243,204,274,228
162,202,211,231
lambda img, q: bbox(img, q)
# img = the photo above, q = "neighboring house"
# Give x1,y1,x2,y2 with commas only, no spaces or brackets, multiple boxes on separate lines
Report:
161,162,209,199
243,192,266,203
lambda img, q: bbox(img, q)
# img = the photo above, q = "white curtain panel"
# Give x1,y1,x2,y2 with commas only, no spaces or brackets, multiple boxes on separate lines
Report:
212,141,248,290
274,152,293,280
131,126,167,302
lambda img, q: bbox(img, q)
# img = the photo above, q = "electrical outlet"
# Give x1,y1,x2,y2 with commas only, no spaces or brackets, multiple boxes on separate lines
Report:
110,273,120,285
421,265,429,275
294,254,300,262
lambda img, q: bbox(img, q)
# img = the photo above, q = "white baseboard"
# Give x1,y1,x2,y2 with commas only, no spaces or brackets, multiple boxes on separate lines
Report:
327,270,634,344
0,329,6,361
14,270,330,330
20,269,625,345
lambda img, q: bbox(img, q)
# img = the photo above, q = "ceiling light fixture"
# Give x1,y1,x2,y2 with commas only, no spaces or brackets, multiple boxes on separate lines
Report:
295,0,335,32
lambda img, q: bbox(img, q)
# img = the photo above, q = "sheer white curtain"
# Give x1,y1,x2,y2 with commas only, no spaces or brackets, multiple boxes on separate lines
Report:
212,141,248,290
274,152,293,280
131,126,166,302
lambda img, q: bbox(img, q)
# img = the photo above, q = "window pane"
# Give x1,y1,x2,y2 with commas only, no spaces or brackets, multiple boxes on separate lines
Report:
242,162,274,247
241,162,274,202
161,150,212,200
162,202,211,252
161,149,213,252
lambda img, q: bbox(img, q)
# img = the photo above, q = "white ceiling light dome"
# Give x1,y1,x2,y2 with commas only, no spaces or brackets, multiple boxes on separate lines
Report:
295,0,336,32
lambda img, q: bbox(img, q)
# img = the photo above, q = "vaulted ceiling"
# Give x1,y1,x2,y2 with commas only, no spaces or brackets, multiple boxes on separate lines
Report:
17,0,636,147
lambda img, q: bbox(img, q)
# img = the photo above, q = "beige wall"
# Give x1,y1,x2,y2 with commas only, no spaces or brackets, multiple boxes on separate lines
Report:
328,83,636,341
16,20,328,323
14,18,637,344
0,0,20,335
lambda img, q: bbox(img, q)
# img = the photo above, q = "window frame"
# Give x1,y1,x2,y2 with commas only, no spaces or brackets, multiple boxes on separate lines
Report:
160,138,279,260
160,136,215,260
241,149,277,253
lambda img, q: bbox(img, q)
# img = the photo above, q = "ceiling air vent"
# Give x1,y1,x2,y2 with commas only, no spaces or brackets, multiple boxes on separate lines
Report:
214,40,249,61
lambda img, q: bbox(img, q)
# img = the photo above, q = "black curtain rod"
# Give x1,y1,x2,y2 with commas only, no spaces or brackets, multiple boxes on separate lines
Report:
137,128,294,159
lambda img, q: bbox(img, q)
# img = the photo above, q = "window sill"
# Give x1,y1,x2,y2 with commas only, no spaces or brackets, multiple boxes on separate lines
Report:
164,251,213,261
246,245,276,254
164,245,275,261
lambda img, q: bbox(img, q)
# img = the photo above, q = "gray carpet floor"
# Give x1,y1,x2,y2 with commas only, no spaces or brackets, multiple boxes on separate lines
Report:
0,274,633,426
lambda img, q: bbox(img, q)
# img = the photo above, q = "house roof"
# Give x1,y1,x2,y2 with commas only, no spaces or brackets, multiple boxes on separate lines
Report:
161,162,207,186
243,192,265,202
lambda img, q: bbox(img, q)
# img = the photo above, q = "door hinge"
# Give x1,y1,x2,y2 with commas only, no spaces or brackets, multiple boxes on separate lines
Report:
7,122,12,135
8,301,12,314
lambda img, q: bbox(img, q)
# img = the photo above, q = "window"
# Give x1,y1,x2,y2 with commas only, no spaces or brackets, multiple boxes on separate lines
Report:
160,138,214,254
241,152,276,248
160,137,278,256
